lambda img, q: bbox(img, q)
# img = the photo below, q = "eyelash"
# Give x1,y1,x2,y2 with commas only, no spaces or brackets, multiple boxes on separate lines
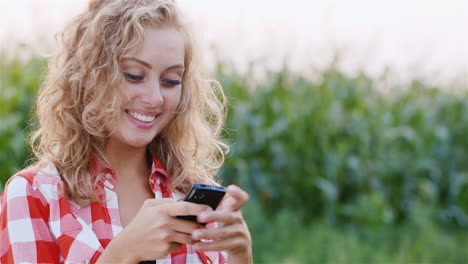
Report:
162,79,182,86
123,72,182,87
123,72,143,82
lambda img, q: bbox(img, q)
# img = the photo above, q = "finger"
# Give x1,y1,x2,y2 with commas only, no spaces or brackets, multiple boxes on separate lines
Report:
142,198,175,208
218,185,249,211
193,237,245,252
170,218,204,234
164,201,212,217
192,224,243,241
197,210,241,225
217,194,236,211
169,231,198,245
227,185,249,208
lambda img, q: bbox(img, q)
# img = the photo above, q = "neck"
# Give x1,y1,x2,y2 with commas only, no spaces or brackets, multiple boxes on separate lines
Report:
105,139,150,183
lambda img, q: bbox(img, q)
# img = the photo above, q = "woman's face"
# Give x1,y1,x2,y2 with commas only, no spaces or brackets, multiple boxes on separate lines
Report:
110,26,185,149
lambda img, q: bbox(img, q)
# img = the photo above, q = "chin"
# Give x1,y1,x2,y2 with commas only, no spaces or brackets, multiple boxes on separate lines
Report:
121,134,155,148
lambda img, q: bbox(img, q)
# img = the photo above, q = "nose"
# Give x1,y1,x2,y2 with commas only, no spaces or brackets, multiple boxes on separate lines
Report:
141,80,164,107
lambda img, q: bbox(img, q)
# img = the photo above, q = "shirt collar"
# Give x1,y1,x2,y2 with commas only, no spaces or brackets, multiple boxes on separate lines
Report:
149,155,171,189
89,153,171,191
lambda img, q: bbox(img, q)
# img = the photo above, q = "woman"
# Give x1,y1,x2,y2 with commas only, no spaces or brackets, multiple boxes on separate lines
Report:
0,0,252,263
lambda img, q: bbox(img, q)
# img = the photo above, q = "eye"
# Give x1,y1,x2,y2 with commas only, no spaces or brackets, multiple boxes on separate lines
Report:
162,79,182,87
123,72,144,82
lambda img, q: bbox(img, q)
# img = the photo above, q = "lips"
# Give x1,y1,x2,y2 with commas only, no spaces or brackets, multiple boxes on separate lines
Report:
125,109,160,129
127,111,157,122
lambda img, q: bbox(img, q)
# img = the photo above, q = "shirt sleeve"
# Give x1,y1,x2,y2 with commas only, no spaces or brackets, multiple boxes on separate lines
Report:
0,175,60,263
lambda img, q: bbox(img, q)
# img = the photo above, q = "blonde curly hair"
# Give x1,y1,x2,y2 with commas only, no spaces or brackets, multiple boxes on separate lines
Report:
30,0,228,205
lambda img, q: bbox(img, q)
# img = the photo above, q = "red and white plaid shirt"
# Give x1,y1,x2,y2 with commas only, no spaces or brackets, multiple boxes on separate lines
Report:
0,156,227,264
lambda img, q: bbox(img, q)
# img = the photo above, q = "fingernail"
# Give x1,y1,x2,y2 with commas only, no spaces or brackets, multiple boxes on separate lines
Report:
205,206,213,211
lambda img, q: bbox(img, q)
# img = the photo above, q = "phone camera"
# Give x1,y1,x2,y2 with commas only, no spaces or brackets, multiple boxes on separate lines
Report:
193,193,205,200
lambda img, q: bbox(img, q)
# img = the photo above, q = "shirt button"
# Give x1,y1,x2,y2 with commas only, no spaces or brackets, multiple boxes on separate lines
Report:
105,173,112,180
150,179,155,184
111,217,117,222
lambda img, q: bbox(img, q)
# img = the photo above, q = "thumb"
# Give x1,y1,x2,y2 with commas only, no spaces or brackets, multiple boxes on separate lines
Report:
218,185,249,211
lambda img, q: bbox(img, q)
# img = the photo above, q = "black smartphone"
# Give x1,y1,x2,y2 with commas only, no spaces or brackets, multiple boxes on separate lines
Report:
176,184,226,224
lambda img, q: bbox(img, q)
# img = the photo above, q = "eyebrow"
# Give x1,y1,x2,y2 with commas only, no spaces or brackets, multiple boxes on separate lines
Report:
121,57,185,71
166,64,185,71
121,57,152,69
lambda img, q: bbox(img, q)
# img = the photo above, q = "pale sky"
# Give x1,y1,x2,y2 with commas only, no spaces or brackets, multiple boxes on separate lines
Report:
1,0,467,85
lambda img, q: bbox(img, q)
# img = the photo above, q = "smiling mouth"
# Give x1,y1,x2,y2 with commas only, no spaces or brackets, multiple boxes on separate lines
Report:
125,110,158,123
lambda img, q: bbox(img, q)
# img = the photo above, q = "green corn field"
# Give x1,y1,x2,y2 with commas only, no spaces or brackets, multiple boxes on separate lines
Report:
1,53,468,263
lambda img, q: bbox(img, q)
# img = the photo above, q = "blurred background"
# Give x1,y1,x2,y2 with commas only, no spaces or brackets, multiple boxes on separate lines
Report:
1,0,467,263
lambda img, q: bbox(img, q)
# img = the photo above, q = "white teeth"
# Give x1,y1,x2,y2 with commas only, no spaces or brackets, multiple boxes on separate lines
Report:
128,111,156,122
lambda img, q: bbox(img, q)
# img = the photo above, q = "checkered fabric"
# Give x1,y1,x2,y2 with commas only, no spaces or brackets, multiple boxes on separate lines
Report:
0,156,227,264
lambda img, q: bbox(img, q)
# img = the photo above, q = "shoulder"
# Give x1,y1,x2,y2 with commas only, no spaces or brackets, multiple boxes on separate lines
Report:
2,162,64,204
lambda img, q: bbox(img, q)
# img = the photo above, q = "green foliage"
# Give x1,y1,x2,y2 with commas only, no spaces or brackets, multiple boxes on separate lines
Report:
1,55,468,262
243,199,468,263
0,55,45,191
219,66,468,227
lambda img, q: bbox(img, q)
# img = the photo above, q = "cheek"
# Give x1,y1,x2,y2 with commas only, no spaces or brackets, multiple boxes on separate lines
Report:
119,82,139,105
165,88,183,110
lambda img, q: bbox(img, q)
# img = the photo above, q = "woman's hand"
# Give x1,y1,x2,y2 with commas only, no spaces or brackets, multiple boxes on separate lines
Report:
191,185,252,264
97,198,212,263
